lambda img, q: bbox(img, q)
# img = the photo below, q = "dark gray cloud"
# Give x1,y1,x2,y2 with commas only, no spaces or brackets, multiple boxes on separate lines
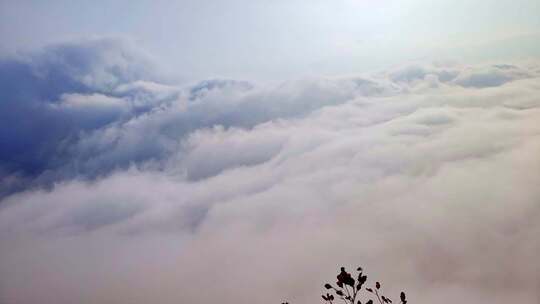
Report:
0,38,158,196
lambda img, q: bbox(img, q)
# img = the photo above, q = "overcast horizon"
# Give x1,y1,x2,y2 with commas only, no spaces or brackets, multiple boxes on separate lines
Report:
2,0,540,81
1,1,539,304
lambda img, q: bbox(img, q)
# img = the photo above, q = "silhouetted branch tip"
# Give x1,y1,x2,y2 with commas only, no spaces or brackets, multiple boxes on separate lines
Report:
281,265,408,304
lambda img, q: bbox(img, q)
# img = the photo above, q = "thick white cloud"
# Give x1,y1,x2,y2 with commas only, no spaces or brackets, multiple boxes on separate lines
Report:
0,44,539,304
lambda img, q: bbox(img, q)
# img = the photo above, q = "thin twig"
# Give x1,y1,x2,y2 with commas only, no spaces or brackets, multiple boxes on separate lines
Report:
374,289,384,304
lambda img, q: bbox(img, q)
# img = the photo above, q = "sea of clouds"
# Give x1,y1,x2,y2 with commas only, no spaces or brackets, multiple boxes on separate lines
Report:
0,38,539,304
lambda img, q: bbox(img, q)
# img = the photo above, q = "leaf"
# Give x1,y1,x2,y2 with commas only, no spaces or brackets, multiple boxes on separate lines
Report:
400,291,407,304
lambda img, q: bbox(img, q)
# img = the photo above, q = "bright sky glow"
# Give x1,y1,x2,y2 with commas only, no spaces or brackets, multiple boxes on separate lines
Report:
1,0,539,80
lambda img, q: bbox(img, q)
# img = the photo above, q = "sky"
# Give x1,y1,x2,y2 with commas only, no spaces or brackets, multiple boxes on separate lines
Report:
2,0,540,80
0,1,540,304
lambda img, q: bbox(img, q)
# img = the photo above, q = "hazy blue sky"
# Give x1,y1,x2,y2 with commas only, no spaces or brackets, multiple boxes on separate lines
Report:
2,0,539,80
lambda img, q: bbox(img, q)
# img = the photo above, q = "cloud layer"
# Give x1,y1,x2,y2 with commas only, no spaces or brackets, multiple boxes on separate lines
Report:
1,39,539,304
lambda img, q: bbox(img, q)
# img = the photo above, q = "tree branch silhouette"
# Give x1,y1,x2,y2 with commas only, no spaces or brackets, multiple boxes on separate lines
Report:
282,266,407,304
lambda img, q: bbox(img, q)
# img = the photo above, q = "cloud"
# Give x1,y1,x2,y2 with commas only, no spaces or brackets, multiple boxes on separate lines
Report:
0,39,400,197
0,39,539,304
0,38,159,196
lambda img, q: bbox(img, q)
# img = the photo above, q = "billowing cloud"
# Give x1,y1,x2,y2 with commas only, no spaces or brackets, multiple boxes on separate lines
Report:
0,38,159,196
0,39,539,304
